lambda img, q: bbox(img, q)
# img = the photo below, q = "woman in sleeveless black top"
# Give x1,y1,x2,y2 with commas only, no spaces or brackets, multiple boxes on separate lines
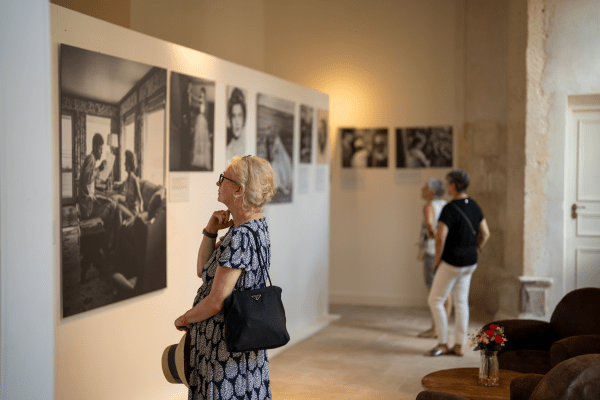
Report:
424,170,490,357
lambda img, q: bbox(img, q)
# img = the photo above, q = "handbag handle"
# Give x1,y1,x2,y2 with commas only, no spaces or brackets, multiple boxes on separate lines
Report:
235,225,273,290
450,202,481,252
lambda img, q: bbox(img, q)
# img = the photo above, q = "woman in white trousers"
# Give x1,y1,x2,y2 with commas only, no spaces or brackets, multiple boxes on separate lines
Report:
425,170,490,357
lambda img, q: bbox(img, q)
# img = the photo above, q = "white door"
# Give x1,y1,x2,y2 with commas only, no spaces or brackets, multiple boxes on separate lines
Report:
565,103,600,292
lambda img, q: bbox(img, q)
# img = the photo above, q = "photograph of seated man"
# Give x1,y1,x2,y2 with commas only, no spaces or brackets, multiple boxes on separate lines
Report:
78,132,119,261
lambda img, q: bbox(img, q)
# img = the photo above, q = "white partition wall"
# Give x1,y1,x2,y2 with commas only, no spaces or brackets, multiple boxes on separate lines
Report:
1,1,54,399
51,5,331,400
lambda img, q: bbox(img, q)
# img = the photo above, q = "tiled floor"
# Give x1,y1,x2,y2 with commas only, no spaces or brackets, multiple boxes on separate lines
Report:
270,305,491,399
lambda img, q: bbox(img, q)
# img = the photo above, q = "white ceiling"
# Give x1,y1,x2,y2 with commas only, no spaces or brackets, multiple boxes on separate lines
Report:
60,44,154,104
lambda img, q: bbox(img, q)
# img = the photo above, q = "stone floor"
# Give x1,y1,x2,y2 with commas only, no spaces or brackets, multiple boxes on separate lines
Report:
269,304,491,399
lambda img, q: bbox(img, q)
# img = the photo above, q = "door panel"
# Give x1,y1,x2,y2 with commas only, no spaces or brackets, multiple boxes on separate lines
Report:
576,248,600,288
577,213,600,237
577,120,600,201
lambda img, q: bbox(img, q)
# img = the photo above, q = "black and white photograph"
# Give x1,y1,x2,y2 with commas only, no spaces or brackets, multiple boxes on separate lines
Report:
226,86,247,160
256,93,295,203
316,109,329,165
299,104,313,164
170,72,215,171
396,126,453,168
59,44,167,317
341,127,389,168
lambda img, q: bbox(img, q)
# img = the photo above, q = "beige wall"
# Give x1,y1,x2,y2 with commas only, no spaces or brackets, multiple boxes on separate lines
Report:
130,0,266,72
51,0,131,27
263,0,461,307
459,0,510,316
459,0,529,316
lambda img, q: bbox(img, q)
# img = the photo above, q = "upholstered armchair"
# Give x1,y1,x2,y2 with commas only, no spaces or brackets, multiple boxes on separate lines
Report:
416,391,468,400
112,186,166,300
510,354,600,400
484,287,600,374
416,354,600,400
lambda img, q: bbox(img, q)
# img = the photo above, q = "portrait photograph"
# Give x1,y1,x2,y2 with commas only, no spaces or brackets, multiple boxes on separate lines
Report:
59,44,167,317
226,86,248,160
299,104,314,164
256,93,295,203
396,126,453,168
316,109,329,165
170,72,215,171
341,127,388,168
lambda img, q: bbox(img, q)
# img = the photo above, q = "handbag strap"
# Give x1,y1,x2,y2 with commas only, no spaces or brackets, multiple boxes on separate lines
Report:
450,201,480,251
236,224,273,289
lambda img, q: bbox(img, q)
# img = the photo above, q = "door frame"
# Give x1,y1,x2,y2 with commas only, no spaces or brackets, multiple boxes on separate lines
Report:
564,94,600,293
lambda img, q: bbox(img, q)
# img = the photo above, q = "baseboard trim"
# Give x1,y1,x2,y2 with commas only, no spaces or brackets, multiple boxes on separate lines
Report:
329,291,427,308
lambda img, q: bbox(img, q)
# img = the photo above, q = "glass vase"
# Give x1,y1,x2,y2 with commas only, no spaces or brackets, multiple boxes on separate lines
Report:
478,349,499,387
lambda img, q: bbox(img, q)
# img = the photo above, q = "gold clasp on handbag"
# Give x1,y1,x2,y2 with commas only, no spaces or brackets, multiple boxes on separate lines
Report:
251,295,261,301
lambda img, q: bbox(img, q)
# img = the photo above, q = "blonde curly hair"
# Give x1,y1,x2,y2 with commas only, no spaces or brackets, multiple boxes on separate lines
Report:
228,155,275,212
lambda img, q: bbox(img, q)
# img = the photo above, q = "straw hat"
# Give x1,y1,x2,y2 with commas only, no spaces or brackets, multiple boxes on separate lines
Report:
162,331,190,387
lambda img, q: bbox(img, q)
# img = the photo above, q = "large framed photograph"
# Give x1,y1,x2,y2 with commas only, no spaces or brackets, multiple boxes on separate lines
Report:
170,72,215,171
226,86,248,161
256,93,295,203
316,109,329,165
59,44,167,317
299,104,314,164
396,126,453,168
341,128,388,168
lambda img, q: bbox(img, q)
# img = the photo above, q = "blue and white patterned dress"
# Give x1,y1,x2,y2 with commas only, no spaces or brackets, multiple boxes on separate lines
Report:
188,218,272,400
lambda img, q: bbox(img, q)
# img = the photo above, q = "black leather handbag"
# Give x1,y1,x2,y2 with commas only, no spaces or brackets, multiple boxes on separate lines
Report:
222,226,290,352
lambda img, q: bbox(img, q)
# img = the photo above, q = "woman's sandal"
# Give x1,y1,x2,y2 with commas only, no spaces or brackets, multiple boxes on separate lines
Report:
450,345,463,356
424,345,450,357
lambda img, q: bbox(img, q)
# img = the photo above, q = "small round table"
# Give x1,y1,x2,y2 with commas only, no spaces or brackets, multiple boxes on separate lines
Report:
422,367,523,400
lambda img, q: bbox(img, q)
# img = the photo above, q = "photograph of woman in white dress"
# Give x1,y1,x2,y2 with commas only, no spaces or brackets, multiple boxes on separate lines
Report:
170,72,215,171
257,93,294,203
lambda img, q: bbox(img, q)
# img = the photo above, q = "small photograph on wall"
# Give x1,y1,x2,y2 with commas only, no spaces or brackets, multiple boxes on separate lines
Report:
226,86,247,161
59,44,167,318
316,109,329,165
170,72,215,171
396,126,453,168
341,127,389,168
299,104,314,164
257,93,295,203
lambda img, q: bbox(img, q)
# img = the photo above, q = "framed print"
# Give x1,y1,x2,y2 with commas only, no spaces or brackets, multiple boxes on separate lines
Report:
396,126,453,168
257,93,295,203
226,86,248,161
59,44,167,317
316,109,329,164
341,128,388,168
170,72,215,171
299,104,314,164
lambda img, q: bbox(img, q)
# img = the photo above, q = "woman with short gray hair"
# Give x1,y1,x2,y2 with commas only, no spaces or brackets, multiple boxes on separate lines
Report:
418,178,449,339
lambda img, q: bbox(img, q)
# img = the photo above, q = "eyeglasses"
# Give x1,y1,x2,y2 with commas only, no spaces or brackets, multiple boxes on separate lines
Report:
219,173,240,186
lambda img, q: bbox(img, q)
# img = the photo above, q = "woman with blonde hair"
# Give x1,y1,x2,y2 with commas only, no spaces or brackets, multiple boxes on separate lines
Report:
175,155,275,400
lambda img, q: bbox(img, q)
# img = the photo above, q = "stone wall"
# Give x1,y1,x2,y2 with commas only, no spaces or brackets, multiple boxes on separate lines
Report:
459,0,511,316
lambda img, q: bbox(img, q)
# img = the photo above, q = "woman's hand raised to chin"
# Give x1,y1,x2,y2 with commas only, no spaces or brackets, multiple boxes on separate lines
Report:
205,210,234,234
